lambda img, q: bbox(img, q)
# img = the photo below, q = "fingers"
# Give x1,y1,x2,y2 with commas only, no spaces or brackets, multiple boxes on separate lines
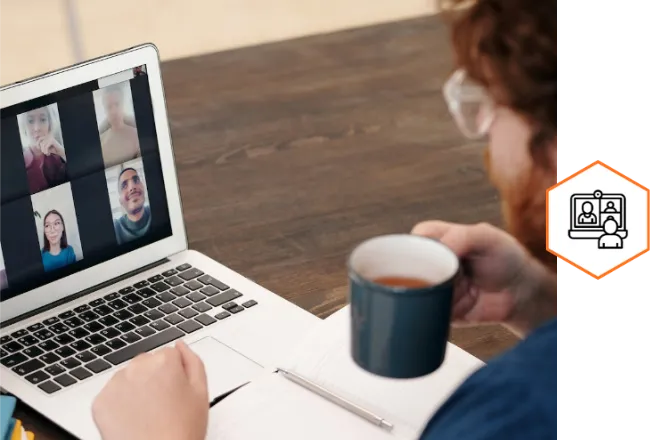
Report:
413,221,503,258
176,341,208,394
411,220,453,240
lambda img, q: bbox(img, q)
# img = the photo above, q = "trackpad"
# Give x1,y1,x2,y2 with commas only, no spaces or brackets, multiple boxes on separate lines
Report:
189,337,263,400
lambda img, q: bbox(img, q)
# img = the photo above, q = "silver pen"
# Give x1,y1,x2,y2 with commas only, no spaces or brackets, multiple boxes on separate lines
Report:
276,367,394,432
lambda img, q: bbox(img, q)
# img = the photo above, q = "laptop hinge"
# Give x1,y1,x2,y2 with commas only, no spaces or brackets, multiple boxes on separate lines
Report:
3,258,170,328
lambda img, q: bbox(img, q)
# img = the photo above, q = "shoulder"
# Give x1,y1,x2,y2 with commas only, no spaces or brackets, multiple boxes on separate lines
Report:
420,319,556,440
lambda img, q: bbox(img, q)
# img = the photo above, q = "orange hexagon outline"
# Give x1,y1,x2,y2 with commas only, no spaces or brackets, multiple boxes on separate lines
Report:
546,160,650,280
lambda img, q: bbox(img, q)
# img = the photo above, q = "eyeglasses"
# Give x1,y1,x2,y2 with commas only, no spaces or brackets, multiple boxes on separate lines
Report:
45,220,62,231
442,69,495,140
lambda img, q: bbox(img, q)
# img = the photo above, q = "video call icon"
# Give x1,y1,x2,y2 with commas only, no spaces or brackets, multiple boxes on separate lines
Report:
568,190,627,249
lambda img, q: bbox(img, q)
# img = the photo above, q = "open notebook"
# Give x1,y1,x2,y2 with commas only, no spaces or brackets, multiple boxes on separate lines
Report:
207,306,484,439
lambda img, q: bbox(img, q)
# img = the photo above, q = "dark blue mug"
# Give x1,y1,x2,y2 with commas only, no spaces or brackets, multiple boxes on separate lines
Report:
348,234,459,379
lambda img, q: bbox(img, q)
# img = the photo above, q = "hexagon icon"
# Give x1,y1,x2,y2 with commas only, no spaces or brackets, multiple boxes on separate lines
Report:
547,161,649,279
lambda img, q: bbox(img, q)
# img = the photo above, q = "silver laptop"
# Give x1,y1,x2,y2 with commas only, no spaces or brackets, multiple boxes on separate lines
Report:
0,44,319,439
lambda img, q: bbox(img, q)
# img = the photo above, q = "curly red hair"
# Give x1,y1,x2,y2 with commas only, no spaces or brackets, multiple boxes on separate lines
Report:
442,0,557,167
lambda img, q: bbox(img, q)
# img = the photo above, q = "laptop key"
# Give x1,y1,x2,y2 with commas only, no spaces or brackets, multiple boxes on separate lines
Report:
64,317,84,328
104,292,119,301
99,316,119,327
115,322,135,333
27,322,44,332
1,353,28,367
70,340,91,351
135,326,155,338
176,263,192,271
164,276,184,287
74,305,90,314
13,359,45,375
26,370,50,384
50,323,70,334
192,302,212,313
87,359,111,374
10,329,28,338
195,314,217,326
86,334,107,345
70,328,90,339
230,305,245,314
137,287,156,298
156,292,176,303
179,308,199,319
84,321,104,333
54,334,74,345
100,328,121,339
114,310,134,321
44,317,60,326
143,298,162,309
4,341,24,353
221,302,238,311
0,335,11,344
187,292,206,303
171,286,190,296
150,320,170,332
206,290,243,308
144,309,165,321
89,298,105,307
55,346,75,358
178,320,202,334
108,299,128,310
60,358,81,369
24,347,44,358
198,275,229,291
148,274,164,283
38,340,60,352
184,280,203,291
130,316,149,327
106,339,127,350
121,332,141,344
39,352,61,364
119,286,135,295
70,367,92,381
91,344,111,357
128,303,148,315
123,293,143,304
58,311,74,320
179,268,204,281
134,280,149,289
18,335,39,346
38,381,61,394
164,314,183,325
75,351,97,363
151,282,170,293
243,300,258,308
94,305,113,316
172,297,192,309
162,269,177,277
105,327,184,366
200,286,220,297
54,374,77,387
0,349,6,358
159,304,178,315
45,364,65,376
79,311,99,322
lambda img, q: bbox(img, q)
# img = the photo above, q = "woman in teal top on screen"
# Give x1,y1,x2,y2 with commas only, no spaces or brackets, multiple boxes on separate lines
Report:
41,210,76,272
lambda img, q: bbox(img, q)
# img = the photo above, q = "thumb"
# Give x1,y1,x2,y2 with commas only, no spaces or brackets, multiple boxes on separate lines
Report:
176,340,208,395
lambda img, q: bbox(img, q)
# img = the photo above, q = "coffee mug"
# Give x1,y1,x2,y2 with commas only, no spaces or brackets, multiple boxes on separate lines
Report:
348,234,459,379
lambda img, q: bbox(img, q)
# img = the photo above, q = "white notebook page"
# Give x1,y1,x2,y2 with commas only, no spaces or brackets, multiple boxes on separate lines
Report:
208,306,483,440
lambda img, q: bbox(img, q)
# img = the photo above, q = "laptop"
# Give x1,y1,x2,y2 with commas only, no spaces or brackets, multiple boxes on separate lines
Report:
568,191,628,239
0,44,319,439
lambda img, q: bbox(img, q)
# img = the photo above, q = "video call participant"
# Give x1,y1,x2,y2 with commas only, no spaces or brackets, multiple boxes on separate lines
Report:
41,210,77,272
99,84,141,168
20,107,68,194
114,168,151,245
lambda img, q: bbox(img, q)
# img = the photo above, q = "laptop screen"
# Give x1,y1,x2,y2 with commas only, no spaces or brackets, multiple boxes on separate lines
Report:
0,65,173,301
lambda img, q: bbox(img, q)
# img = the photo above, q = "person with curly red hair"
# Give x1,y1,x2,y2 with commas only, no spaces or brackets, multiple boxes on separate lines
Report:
91,1,557,438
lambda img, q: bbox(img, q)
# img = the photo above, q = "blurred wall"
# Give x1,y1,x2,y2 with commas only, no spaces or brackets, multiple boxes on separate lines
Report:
0,0,437,85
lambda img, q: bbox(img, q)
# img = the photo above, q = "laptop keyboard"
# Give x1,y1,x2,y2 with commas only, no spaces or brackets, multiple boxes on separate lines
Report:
0,264,258,395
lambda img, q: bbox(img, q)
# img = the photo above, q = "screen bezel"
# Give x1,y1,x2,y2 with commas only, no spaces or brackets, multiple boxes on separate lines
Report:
0,44,187,322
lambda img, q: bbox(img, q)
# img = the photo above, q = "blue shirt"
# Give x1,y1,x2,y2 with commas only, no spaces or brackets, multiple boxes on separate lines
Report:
42,246,76,272
420,318,557,440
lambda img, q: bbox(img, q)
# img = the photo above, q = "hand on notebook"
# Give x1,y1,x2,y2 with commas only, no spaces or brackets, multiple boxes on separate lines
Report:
412,221,556,336
92,341,209,440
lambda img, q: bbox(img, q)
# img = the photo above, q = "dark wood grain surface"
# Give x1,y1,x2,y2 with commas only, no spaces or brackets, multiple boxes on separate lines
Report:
13,15,520,439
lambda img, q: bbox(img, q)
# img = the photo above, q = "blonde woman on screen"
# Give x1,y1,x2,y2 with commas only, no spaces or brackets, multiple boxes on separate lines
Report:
20,105,68,194
99,84,141,168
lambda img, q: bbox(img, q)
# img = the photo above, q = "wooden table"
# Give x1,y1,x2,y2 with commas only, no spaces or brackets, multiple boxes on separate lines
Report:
13,15,519,438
